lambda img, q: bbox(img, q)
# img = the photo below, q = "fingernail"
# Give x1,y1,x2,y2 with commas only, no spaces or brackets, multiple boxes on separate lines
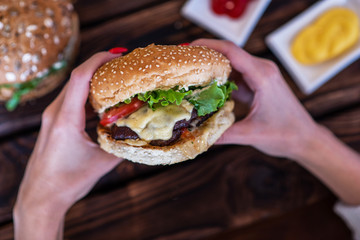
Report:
179,43,190,46
109,47,128,54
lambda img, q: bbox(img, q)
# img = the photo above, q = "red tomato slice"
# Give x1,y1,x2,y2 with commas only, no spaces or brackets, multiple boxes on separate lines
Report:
100,98,145,126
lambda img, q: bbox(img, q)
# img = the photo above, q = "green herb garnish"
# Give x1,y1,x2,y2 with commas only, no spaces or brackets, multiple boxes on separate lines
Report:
0,60,67,111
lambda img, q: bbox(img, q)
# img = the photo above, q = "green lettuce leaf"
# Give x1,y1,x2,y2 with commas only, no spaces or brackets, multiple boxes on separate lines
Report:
137,88,193,110
121,81,237,116
0,61,66,111
189,81,237,116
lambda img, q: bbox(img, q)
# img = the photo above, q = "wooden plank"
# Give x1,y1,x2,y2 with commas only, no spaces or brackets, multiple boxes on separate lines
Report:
74,0,166,26
0,147,333,240
208,198,351,240
78,0,187,61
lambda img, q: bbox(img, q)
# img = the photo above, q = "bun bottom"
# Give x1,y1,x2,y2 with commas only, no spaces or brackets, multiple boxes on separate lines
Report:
0,12,80,102
97,100,235,165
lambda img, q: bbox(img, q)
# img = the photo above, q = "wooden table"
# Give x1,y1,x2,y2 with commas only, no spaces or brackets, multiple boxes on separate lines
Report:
0,0,358,239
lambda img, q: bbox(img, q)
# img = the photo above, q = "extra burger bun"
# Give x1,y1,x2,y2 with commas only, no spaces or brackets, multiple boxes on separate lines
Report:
90,44,231,113
0,0,79,102
90,44,235,165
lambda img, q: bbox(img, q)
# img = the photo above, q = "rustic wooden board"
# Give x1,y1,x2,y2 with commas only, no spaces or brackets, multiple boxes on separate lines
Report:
0,146,333,240
0,0,359,239
207,199,351,240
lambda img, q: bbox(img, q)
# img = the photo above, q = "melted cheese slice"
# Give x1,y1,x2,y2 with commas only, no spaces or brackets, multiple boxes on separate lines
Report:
116,101,194,141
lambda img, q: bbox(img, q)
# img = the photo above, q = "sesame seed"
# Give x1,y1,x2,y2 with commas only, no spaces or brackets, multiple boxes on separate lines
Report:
44,18,54,28
22,53,31,63
54,36,60,45
26,25,38,31
5,72,16,82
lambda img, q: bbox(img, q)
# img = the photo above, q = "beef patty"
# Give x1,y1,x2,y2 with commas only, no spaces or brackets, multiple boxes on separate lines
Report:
111,109,214,146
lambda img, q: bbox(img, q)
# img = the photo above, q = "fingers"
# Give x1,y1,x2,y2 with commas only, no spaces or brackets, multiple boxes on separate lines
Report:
231,79,254,105
215,120,255,145
191,39,263,91
61,52,122,127
33,84,68,155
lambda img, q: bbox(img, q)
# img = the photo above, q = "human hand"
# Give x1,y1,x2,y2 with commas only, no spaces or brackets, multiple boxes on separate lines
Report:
14,52,124,239
191,39,320,159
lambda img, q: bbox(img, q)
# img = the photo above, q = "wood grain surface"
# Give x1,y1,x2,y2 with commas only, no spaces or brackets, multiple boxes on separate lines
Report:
0,0,358,239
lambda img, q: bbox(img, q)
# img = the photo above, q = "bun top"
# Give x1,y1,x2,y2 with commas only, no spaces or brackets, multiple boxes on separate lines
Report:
90,44,231,113
0,0,75,84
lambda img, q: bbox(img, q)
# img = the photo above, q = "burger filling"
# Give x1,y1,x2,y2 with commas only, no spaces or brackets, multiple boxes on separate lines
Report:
0,60,66,111
101,81,237,146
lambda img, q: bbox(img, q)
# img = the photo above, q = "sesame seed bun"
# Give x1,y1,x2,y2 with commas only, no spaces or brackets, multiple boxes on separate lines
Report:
0,0,79,102
90,44,231,113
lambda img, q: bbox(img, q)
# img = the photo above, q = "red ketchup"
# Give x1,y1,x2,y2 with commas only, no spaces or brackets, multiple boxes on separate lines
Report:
211,0,250,19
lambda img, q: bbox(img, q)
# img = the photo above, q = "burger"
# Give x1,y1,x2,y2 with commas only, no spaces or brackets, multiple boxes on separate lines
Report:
0,0,79,111
90,44,237,165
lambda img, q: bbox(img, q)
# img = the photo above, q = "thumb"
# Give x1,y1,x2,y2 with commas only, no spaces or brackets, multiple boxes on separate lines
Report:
215,120,253,145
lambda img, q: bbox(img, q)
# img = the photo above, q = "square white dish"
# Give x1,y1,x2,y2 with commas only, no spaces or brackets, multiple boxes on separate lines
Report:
266,0,360,94
181,0,271,47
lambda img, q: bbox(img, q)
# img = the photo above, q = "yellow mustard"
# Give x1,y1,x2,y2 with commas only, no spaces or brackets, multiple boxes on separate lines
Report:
291,7,360,65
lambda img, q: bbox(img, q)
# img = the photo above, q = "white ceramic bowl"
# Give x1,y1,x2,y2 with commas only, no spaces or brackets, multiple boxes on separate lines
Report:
266,0,360,94
182,0,271,47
